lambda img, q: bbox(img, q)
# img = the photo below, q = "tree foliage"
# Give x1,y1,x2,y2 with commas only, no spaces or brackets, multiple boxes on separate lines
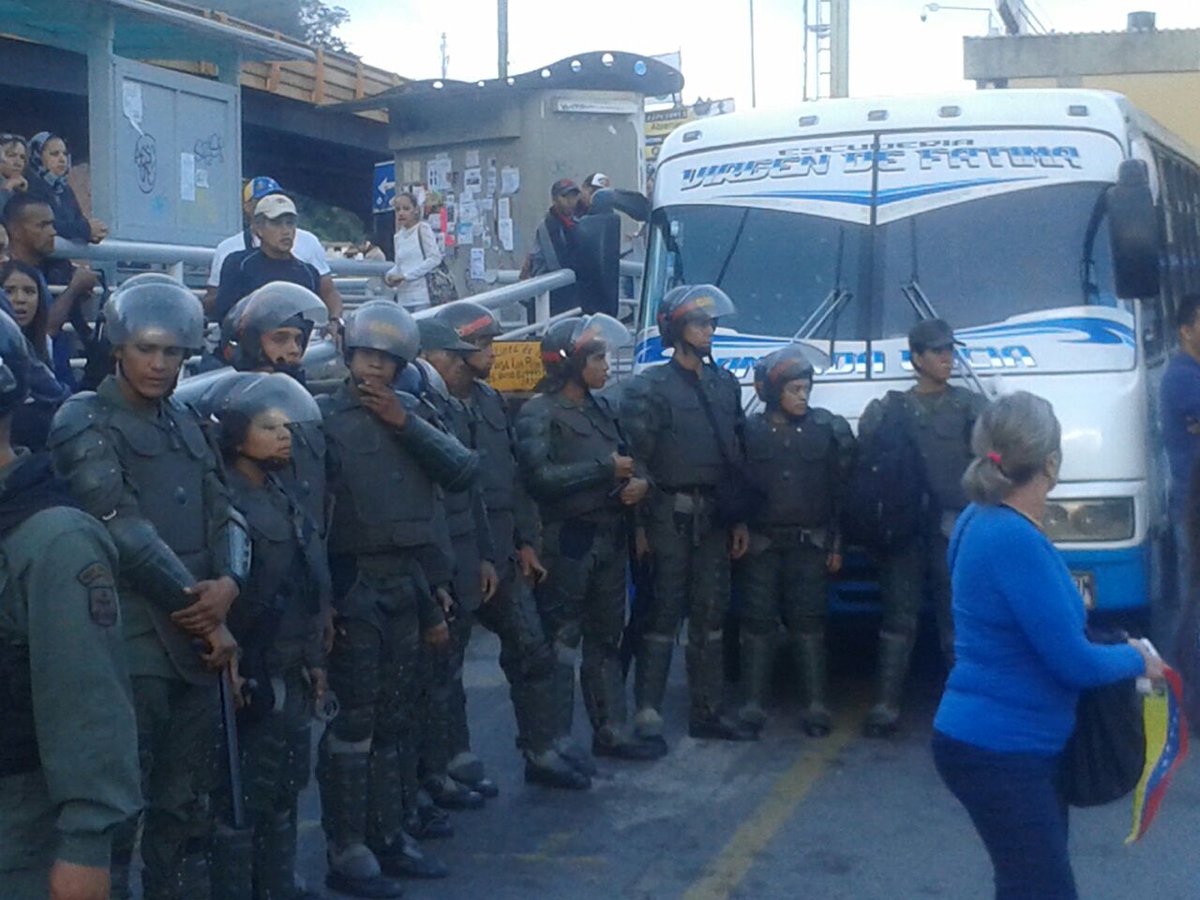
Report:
204,0,353,53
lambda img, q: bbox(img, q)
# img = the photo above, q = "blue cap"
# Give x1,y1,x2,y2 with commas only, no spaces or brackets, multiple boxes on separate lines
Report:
243,176,284,203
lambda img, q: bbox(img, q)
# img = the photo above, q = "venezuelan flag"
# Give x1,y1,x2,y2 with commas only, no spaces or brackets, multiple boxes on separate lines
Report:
1126,667,1189,843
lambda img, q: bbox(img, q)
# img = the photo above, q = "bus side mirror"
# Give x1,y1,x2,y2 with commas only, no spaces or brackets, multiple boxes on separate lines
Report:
1107,159,1160,300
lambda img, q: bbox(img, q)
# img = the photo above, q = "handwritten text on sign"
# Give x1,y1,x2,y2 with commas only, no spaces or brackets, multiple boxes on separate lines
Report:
487,341,544,393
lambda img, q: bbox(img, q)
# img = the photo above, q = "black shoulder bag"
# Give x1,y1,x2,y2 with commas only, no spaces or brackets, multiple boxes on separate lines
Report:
1059,626,1145,807
691,373,764,527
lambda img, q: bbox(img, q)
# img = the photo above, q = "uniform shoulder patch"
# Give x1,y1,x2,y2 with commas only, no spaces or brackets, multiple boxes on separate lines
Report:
78,562,118,628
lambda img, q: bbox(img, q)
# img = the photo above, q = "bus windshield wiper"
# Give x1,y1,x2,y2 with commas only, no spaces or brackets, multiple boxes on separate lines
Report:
900,279,992,397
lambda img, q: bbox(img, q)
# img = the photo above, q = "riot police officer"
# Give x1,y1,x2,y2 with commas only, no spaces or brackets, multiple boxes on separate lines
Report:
429,301,591,790
858,318,987,737
517,314,666,763
739,346,855,737
201,372,331,900
413,324,499,809
317,300,477,897
620,284,757,749
0,310,142,900
47,281,250,899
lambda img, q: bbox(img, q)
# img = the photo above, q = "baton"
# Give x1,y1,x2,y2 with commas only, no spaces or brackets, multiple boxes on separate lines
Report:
219,669,246,830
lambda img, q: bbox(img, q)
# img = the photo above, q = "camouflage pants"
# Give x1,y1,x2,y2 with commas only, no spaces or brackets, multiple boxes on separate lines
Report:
636,495,732,723
879,527,953,662
318,561,423,854
538,517,629,737
740,537,828,638
112,676,218,900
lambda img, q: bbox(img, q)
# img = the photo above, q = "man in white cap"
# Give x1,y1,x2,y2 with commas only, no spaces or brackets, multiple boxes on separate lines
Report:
204,176,342,324
577,172,610,216
212,195,329,323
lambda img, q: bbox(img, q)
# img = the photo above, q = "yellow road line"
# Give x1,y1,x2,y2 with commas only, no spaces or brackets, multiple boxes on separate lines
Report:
682,695,870,900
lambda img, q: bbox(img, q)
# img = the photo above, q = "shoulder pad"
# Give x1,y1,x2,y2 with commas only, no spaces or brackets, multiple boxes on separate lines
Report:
316,393,336,416
809,407,833,426
591,393,617,416
47,392,106,446
642,364,672,384
395,390,425,413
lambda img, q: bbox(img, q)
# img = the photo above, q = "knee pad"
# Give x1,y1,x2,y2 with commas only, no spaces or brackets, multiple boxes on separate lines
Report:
327,706,376,746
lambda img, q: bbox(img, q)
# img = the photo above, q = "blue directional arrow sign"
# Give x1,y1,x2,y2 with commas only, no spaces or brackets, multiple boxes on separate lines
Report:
373,160,396,213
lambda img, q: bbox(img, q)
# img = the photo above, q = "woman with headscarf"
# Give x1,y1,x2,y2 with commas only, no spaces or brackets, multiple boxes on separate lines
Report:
23,132,108,244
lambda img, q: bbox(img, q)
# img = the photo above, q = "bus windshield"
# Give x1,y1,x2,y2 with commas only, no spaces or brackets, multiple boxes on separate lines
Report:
643,183,1128,374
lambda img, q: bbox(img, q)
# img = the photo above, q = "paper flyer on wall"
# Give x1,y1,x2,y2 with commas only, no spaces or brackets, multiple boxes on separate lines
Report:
469,248,486,280
501,166,520,195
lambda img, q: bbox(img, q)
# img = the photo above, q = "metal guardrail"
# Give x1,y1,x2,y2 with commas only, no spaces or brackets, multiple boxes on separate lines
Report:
49,237,643,340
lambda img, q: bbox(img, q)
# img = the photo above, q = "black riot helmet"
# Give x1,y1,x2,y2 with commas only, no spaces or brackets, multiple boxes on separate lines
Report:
197,370,322,462
0,310,31,418
343,300,420,369
753,344,827,410
656,284,735,352
540,313,630,385
432,301,502,347
114,272,184,293
227,281,328,372
105,281,205,351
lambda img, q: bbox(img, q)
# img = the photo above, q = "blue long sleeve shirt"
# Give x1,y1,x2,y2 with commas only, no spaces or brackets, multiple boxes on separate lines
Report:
933,504,1144,755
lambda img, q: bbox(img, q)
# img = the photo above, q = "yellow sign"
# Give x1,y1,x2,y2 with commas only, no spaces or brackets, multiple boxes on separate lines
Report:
487,341,544,393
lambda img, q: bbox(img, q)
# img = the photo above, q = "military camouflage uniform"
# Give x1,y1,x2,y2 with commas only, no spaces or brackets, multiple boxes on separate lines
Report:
317,381,476,882
620,358,744,733
859,384,987,730
516,388,638,746
218,470,329,900
48,376,248,900
461,379,561,768
739,407,856,733
415,384,496,797
0,453,142,899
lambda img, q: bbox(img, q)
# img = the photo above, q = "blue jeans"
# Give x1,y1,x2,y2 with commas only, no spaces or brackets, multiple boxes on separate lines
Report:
932,731,1076,900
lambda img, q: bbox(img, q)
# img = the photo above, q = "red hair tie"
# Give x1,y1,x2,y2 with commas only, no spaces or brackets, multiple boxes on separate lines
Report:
987,452,1003,466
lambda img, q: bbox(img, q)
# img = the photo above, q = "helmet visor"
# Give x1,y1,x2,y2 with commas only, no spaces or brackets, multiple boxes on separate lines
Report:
570,314,632,357
202,371,322,426
668,289,736,328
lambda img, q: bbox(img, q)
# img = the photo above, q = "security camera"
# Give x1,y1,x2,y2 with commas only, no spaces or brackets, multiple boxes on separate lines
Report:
920,10,927,20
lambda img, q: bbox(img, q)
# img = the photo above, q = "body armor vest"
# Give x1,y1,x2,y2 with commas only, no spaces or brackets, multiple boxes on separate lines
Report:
745,411,839,528
641,363,737,490
542,394,623,523
280,422,326,536
437,395,477,540
906,387,979,513
107,399,213,577
324,400,440,556
471,382,517,515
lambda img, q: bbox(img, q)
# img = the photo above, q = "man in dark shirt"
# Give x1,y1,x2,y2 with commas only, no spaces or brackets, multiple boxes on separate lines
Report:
522,179,581,315
1158,293,1200,654
212,194,323,323
4,193,97,357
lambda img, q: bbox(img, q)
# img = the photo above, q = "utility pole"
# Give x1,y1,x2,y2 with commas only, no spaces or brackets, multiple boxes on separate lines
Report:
749,0,757,107
498,0,508,78
440,31,449,80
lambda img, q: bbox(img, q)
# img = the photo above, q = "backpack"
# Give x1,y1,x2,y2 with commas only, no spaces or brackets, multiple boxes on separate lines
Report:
841,391,929,552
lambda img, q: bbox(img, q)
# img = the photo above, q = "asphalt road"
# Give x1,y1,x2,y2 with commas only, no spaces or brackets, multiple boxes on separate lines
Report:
295,619,1200,899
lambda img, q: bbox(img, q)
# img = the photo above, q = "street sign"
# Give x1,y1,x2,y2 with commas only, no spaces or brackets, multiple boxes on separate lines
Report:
373,160,396,214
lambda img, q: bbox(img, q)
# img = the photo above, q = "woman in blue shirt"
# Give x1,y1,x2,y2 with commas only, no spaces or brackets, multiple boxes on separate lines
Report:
932,390,1162,900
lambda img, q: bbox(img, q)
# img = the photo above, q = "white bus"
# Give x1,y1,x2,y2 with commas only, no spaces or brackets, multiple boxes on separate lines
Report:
637,89,1200,618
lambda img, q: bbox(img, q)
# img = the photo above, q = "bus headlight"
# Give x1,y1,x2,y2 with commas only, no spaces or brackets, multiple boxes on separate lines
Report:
1043,498,1135,542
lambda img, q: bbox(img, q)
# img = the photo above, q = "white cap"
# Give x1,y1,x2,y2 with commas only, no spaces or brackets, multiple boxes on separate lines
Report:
585,173,610,189
254,194,297,219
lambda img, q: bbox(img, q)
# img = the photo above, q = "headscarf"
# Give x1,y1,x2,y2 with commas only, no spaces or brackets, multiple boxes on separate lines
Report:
27,132,70,196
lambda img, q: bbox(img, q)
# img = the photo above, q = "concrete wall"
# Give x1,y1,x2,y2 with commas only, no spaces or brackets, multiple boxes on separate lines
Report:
965,28,1200,157
386,88,644,295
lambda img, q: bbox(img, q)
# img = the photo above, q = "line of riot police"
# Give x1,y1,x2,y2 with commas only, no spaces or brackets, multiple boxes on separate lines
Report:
0,271,986,900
